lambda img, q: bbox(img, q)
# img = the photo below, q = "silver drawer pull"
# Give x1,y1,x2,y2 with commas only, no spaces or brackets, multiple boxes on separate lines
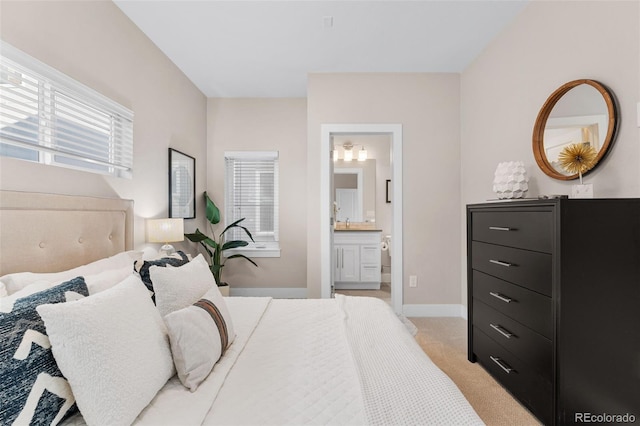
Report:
489,259,513,267
490,356,516,374
489,226,512,231
489,292,513,303
490,323,516,339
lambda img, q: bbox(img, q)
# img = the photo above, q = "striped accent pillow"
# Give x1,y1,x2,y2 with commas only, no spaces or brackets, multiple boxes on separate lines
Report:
164,286,236,392
194,298,230,356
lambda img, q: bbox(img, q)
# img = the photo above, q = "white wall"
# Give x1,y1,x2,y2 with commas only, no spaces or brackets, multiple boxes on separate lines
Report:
0,1,208,253
460,0,640,305
307,73,462,305
206,98,307,290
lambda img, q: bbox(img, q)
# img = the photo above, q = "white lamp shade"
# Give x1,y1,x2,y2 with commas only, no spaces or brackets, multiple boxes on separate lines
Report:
147,218,184,243
343,149,353,162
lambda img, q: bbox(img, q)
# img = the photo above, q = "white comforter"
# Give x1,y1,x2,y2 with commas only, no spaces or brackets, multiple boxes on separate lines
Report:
67,295,483,425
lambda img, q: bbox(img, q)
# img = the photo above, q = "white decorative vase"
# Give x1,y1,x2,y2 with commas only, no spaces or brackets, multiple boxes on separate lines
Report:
493,161,529,199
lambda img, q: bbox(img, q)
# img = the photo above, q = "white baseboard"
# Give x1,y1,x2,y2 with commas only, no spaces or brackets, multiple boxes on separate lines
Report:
403,304,467,318
229,287,307,299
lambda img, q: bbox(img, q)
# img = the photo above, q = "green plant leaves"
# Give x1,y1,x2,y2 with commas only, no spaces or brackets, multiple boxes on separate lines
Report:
220,218,255,242
205,191,220,225
183,192,257,285
221,240,249,251
184,229,208,243
226,253,258,267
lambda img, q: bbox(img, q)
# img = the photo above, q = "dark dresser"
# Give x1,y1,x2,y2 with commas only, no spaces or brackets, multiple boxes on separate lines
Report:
467,199,640,425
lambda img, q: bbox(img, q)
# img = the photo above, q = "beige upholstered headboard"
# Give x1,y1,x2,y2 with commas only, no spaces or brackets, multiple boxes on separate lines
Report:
0,190,133,275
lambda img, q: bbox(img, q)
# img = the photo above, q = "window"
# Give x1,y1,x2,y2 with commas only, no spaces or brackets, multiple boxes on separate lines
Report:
0,41,133,177
224,151,280,257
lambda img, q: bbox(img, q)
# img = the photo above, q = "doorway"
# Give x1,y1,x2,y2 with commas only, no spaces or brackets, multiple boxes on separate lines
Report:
320,124,403,314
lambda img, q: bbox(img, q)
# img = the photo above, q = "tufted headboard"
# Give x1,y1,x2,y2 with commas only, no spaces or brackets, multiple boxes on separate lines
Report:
0,190,134,275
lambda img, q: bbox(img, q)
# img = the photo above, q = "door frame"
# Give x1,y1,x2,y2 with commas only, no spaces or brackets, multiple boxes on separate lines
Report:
320,123,403,314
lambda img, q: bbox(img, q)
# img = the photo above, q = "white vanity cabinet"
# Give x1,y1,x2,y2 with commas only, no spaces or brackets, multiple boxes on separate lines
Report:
334,230,381,290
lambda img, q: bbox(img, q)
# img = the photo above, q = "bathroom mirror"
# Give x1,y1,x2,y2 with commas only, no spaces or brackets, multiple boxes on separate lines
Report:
532,79,618,180
334,160,376,223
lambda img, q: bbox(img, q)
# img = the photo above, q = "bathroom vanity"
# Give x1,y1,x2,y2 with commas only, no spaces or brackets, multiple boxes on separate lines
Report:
334,229,382,290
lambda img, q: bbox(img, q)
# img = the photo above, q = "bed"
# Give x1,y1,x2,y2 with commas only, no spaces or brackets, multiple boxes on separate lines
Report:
0,190,484,425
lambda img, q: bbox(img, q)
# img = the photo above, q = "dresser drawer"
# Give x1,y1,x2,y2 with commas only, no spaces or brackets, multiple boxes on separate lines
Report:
473,300,551,378
473,270,552,339
473,328,552,425
472,210,553,253
472,241,552,296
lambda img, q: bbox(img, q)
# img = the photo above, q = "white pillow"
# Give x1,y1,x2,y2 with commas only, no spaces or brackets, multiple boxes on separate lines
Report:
36,275,174,426
0,266,133,309
83,265,136,295
1,250,142,295
164,286,236,391
0,280,53,313
0,282,7,298
150,254,216,317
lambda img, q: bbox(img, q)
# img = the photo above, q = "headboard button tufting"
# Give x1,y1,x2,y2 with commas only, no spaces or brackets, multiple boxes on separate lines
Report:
39,242,45,248
78,237,84,244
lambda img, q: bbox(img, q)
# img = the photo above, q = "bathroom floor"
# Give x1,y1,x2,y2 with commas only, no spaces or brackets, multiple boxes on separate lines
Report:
334,282,391,305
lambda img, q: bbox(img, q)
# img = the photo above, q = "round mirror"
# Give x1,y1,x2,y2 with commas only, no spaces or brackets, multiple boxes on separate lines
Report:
532,79,618,180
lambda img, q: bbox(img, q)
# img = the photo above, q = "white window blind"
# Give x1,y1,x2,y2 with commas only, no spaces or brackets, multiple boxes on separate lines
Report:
224,151,279,253
0,41,133,178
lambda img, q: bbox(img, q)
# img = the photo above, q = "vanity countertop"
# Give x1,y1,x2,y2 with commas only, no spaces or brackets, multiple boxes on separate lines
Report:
335,228,382,232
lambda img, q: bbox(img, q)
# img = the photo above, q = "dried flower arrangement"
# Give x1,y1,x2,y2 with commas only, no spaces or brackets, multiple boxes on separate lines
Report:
558,143,598,183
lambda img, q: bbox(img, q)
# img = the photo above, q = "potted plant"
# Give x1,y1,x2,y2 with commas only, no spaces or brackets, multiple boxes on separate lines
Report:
185,192,257,288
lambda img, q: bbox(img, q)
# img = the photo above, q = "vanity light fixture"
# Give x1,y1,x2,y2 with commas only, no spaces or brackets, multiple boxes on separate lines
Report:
358,146,368,161
333,146,339,161
343,141,354,162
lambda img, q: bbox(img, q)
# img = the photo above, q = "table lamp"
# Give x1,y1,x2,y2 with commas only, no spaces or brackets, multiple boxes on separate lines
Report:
147,218,184,256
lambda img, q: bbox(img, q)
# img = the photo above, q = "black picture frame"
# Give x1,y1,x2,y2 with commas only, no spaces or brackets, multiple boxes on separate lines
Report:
169,148,195,219
386,179,391,203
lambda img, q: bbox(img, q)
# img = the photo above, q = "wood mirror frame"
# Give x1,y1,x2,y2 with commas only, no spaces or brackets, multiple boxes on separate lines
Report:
532,79,618,180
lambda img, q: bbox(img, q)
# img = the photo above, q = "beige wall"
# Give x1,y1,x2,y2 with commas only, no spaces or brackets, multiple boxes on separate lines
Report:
307,73,462,304
460,1,640,305
4,1,637,309
206,98,307,289
0,1,208,253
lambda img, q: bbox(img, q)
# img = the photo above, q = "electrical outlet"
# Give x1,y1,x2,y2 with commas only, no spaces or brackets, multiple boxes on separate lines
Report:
409,275,417,288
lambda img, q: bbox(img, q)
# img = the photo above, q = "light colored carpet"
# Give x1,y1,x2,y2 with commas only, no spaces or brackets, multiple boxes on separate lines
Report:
411,317,541,426
335,286,541,425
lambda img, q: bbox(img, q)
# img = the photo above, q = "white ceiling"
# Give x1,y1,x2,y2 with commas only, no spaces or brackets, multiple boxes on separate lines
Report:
114,1,528,98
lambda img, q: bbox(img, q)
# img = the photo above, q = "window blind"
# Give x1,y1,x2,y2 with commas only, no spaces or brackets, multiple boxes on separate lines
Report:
0,41,133,178
224,151,279,246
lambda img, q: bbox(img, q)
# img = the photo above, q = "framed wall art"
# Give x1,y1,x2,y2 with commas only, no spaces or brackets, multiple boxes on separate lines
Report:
169,148,195,219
